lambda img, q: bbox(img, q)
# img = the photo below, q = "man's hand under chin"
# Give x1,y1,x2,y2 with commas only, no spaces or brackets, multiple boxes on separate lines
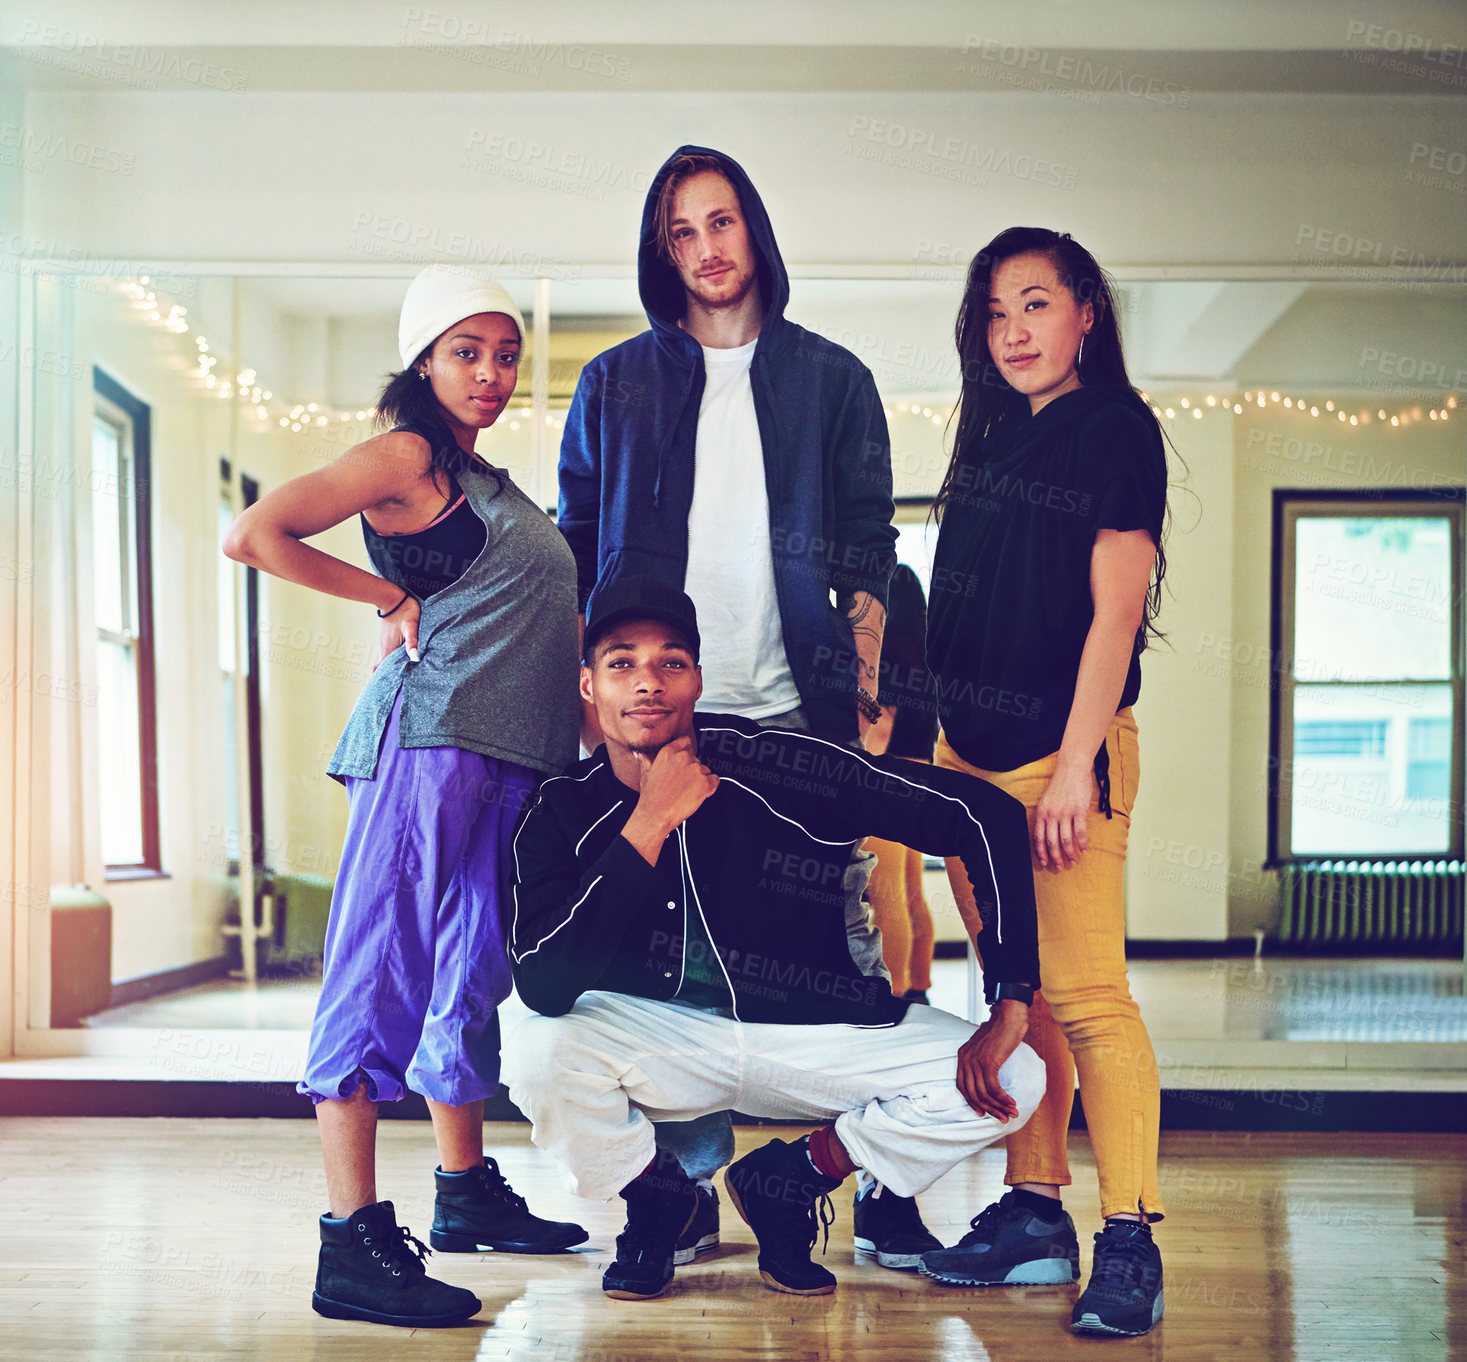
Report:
619,736,720,864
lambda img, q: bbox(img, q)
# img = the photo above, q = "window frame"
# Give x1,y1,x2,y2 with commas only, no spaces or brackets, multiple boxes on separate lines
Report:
93,366,162,879
1268,487,1466,865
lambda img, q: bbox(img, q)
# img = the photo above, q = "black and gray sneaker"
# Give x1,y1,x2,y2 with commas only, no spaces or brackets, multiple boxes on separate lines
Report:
852,1181,942,1270
724,1137,841,1296
603,1152,699,1301
431,1157,589,1253
1071,1221,1164,1337
312,1200,481,1328
672,1183,720,1265
918,1191,1079,1287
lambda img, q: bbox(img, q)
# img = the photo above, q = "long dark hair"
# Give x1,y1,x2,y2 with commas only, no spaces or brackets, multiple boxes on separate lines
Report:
374,346,502,496
934,225,1168,646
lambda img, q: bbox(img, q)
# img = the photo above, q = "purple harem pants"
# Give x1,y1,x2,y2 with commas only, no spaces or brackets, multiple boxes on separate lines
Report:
299,691,539,1107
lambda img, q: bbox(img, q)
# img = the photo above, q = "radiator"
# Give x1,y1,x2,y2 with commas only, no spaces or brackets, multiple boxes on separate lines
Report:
1277,860,1465,948
262,873,334,972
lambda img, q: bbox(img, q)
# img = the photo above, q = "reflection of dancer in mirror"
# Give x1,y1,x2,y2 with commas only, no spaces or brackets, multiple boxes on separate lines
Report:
917,228,1170,1338
223,266,586,1329
862,563,939,1005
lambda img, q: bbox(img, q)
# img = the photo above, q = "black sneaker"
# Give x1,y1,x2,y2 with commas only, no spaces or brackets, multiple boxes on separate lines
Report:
852,1181,942,1270
724,1137,840,1296
1071,1221,1164,1337
312,1200,481,1328
672,1183,720,1266
902,988,931,1005
431,1156,588,1253
602,1152,699,1301
918,1191,1079,1287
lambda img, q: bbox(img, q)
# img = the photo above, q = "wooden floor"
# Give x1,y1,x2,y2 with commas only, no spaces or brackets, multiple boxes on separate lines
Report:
1,1119,1463,1362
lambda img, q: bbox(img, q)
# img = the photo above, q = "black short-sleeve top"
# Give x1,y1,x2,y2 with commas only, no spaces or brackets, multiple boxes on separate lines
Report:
926,384,1166,772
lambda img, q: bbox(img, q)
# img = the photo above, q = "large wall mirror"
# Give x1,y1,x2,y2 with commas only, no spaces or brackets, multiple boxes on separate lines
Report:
16,262,1466,1071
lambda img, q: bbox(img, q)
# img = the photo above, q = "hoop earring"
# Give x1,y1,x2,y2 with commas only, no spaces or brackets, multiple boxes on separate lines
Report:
1077,335,1086,369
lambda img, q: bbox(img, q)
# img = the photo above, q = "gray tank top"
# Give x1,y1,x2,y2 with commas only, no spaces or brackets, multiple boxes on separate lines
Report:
328,459,580,780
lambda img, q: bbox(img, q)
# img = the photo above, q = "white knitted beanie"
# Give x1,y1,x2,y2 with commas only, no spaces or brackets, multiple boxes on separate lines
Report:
397,265,526,369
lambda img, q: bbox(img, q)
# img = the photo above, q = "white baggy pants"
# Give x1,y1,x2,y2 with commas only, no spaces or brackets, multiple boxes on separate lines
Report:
502,992,1046,1202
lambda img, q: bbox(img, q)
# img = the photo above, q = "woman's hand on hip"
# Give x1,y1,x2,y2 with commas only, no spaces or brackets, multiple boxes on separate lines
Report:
1032,758,1092,870
376,594,421,668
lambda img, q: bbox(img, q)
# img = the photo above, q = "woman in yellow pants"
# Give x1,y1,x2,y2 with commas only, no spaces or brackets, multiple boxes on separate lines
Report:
916,227,1170,1339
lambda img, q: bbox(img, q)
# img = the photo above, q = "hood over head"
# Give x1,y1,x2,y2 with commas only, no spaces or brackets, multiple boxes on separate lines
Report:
637,145,790,335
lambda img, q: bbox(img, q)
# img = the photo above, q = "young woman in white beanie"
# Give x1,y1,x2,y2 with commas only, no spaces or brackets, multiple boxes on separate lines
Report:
225,265,585,1328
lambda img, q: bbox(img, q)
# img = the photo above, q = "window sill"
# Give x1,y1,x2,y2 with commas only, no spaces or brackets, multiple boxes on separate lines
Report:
104,868,171,883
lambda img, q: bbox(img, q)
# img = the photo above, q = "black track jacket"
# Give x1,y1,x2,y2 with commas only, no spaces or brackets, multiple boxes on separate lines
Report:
509,714,1039,1025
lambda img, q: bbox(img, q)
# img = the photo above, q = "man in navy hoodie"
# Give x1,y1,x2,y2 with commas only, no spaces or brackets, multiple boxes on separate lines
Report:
559,144,895,746
557,145,915,1267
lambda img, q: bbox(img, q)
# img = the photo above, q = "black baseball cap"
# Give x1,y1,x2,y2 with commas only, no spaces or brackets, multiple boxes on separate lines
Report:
583,574,701,663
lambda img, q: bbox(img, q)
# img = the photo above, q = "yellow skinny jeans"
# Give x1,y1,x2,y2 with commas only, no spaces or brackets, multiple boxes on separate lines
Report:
935,709,1164,1220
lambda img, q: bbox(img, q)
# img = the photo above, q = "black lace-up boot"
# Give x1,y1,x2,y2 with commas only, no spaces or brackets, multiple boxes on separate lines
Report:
431,1156,588,1253
312,1200,480,1327
602,1150,700,1301
724,1136,841,1296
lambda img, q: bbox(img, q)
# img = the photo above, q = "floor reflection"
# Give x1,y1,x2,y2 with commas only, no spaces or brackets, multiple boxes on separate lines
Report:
83,955,1467,1045
3,1117,1461,1361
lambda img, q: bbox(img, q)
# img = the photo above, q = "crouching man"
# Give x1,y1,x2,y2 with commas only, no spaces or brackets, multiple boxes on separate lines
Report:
504,576,1045,1300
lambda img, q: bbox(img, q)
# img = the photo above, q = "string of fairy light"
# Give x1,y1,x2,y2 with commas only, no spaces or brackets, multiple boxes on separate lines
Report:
118,276,565,436
1138,390,1455,428
119,280,1452,438
885,391,1456,428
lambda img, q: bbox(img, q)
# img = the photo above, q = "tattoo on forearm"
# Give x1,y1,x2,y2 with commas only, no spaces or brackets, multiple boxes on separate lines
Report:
843,592,883,686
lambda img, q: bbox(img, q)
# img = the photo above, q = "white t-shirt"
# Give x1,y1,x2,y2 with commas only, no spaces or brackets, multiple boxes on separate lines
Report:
683,338,801,718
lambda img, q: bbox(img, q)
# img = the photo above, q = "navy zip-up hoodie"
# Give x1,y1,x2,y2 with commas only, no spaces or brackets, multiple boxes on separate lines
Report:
557,145,897,743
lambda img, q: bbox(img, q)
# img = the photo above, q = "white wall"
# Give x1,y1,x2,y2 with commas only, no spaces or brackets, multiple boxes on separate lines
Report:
19,91,1466,276
30,275,375,982
0,54,31,1047
32,275,230,980
1126,406,1237,939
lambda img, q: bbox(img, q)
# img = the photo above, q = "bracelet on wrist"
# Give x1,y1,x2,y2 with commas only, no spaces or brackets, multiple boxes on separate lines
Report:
377,589,414,619
854,685,882,724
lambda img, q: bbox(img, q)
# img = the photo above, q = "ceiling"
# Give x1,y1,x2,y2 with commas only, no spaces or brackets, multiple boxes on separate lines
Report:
6,2,1467,95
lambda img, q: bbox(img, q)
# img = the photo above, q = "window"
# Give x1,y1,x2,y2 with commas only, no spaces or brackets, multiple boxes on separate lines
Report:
93,369,160,875
1293,721,1387,758
1271,491,1464,861
218,468,241,870
1407,717,1452,801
